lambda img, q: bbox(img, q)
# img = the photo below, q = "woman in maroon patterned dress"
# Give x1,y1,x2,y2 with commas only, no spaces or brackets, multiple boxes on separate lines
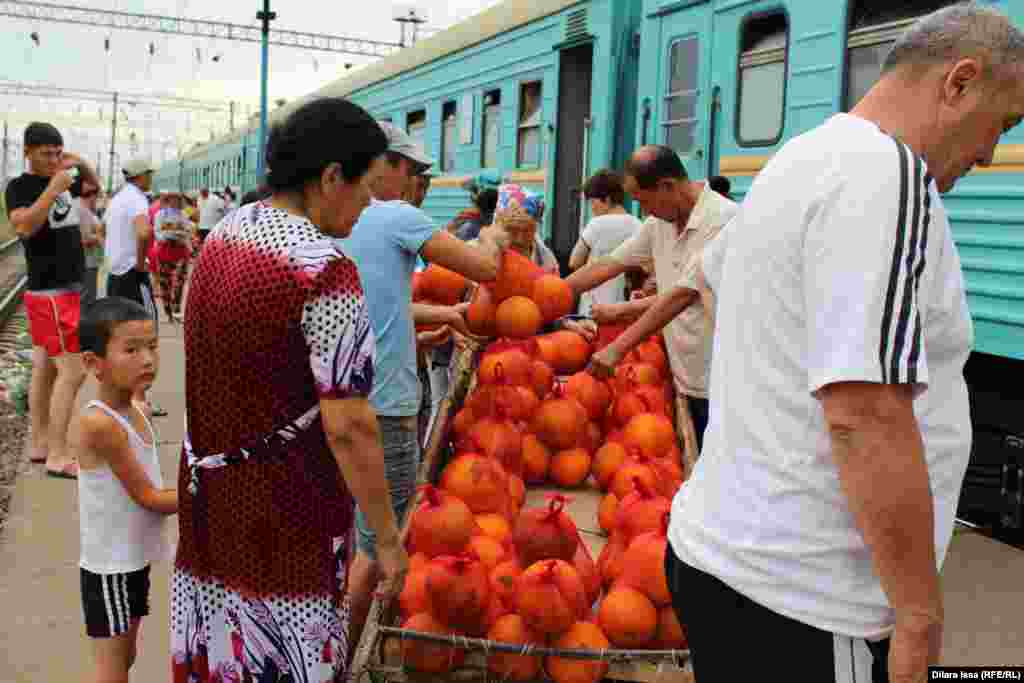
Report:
172,99,408,683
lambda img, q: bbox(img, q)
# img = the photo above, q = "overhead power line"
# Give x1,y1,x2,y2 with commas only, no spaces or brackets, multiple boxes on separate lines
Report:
0,0,401,57
0,80,235,113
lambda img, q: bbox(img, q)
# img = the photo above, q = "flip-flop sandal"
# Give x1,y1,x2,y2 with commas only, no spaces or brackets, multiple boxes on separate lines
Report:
46,463,78,480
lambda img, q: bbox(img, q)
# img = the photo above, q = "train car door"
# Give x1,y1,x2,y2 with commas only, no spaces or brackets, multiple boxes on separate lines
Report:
655,2,713,179
552,43,593,275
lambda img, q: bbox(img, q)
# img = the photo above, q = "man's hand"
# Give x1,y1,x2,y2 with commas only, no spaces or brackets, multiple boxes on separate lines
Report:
446,302,471,337
48,170,75,195
374,537,409,608
60,152,85,169
889,609,943,683
417,325,452,350
591,303,625,324
587,344,623,381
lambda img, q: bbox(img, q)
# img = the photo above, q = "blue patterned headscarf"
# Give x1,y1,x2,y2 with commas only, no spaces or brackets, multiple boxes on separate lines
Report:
497,184,545,219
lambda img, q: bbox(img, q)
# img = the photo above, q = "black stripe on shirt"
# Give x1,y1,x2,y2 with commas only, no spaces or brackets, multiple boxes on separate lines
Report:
879,141,911,383
879,139,927,384
906,174,932,383
890,152,924,383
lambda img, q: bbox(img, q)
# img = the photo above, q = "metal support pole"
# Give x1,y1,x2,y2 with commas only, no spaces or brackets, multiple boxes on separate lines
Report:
230,100,235,132
107,91,118,195
2,121,8,186
256,0,275,180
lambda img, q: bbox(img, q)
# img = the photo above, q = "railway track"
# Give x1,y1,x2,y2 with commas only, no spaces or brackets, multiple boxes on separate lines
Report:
0,238,28,356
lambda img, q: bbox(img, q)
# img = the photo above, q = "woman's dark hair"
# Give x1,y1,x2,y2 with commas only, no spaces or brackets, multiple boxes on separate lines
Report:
476,188,499,225
582,169,626,206
265,98,387,192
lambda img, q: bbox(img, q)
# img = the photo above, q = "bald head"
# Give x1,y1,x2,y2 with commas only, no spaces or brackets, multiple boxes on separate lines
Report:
884,2,1024,83
624,145,689,190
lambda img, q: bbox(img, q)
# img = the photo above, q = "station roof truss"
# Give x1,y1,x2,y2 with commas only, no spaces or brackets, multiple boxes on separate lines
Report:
0,0,401,57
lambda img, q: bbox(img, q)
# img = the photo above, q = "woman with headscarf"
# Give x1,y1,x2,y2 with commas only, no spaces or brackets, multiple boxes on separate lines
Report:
171,99,406,683
491,183,558,272
152,191,191,323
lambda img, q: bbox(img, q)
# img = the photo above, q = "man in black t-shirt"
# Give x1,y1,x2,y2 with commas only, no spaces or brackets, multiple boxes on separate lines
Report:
5,121,101,479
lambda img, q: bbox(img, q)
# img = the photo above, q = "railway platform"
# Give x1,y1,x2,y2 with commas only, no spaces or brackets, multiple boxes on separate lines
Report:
0,318,1021,680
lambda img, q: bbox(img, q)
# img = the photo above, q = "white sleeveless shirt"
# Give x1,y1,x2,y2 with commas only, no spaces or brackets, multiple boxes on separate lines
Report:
78,400,169,574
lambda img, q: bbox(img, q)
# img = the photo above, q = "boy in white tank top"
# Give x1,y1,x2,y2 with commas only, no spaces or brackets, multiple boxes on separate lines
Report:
74,297,177,683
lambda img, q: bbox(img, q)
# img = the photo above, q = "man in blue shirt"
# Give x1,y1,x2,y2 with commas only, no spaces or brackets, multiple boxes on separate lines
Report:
343,122,508,651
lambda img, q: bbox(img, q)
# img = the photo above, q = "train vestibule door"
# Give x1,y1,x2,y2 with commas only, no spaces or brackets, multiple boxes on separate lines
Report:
552,43,594,276
655,3,713,179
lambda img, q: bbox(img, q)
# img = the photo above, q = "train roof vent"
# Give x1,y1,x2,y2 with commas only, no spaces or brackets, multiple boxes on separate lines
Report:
565,7,589,43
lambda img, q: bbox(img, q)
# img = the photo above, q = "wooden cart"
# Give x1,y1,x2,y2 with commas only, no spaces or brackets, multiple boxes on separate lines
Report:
349,338,697,683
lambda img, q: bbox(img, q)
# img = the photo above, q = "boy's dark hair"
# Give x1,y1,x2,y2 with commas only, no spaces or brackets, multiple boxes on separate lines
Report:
582,169,626,206
708,175,732,198
80,297,152,356
624,146,689,189
24,121,63,148
265,97,387,192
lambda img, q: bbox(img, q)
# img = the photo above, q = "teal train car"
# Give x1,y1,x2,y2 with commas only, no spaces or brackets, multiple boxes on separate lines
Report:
637,0,1023,530
156,0,1023,527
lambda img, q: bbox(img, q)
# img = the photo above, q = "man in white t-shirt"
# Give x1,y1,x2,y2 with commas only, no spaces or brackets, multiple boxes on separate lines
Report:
197,187,226,243
665,6,1024,682
567,146,737,452
569,169,641,316
105,158,157,321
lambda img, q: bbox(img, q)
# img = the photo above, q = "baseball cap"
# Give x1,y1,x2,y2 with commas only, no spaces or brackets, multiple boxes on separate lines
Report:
122,158,154,178
378,121,434,171
24,122,63,148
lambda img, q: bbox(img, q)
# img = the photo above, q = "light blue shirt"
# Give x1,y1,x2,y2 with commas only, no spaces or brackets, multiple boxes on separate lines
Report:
343,199,438,417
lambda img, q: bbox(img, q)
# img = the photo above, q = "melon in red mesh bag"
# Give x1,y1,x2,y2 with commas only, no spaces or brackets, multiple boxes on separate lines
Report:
532,383,587,452
463,414,524,482
617,512,672,607
515,559,589,636
423,553,492,634
510,494,580,567
614,475,672,544
407,485,478,559
486,248,545,302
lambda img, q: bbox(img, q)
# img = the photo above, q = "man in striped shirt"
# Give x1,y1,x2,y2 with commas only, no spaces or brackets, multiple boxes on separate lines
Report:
664,4,1024,682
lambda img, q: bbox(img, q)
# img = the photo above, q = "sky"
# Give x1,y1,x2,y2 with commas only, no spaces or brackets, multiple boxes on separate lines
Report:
0,0,503,180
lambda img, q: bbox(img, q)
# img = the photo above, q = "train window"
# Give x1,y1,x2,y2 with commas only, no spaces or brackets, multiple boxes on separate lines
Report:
663,36,700,158
517,81,543,168
482,89,501,169
844,0,950,109
442,101,457,173
737,13,788,146
407,110,427,155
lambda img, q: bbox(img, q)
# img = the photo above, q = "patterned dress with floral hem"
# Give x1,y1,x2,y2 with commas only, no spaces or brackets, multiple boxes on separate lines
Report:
172,203,374,683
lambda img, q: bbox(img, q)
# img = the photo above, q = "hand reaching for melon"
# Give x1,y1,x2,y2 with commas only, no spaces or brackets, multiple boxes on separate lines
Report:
587,345,624,381
416,326,453,350
559,318,597,343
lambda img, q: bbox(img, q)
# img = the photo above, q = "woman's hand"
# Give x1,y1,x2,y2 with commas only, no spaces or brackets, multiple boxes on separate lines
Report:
374,536,409,608
560,318,597,343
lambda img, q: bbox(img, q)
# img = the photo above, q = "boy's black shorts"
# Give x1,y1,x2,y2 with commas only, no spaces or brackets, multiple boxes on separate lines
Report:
80,565,151,638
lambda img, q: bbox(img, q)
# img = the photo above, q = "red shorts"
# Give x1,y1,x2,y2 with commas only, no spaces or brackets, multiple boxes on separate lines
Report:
147,242,160,274
154,241,191,263
24,290,81,356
